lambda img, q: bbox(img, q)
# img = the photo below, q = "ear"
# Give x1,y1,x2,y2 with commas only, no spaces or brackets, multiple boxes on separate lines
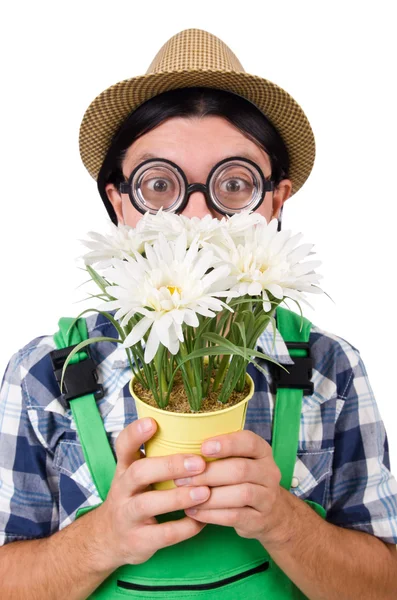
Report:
105,183,125,225
271,178,292,220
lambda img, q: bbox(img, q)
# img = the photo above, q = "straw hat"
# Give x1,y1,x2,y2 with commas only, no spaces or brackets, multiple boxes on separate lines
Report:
79,28,315,196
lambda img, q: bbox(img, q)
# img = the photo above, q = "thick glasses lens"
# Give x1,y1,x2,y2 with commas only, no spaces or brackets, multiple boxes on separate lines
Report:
132,161,186,213
127,157,266,215
208,159,264,214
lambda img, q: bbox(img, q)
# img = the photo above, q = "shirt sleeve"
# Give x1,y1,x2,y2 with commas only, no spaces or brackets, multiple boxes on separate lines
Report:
326,349,397,544
0,350,59,546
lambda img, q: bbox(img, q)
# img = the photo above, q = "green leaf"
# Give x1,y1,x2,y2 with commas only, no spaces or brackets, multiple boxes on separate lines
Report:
75,278,93,289
212,353,231,392
217,354,245,403
281,298,305,332
268,315,277,351
154,344,168,408
167,359,197,410
66,308,127,343
247,314,272,348
164,335,290,409
246,356,273,379
228,297,278,309
201,333,289,371
321,288,336,305
234,320,247,350
85,265,109,293
74,293,109,304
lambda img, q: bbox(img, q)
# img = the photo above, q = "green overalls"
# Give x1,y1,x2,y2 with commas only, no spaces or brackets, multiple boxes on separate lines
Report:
52,307,326,599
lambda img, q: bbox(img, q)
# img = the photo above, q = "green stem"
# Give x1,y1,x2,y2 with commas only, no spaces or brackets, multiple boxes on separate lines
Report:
236,357,248,392
166,351,173,383
144,363,160,407
154,346,168,408
203,355,214,397
179,342,195,387
212,353,230,392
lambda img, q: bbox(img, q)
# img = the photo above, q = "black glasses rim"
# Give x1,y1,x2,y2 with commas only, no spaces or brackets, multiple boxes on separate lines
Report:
119,155,274,215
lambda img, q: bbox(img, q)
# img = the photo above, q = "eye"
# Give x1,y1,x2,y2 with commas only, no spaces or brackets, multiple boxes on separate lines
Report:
146,178,173,193
219,177,251,193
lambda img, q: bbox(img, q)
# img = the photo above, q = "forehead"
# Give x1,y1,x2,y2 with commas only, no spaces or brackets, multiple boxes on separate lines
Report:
123,115,272,175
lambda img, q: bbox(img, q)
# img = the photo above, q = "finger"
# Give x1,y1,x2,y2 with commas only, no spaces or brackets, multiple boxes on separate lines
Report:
182,483,266,512
143,516,207,551
184,506,261,531
201,430,271,460
120,453,207,497
174,457,261,488
114,418,157,478
129,485,211,521
175,454,281,489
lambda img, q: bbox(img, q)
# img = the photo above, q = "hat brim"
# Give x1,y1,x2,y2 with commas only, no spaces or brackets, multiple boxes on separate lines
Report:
79,69,315,196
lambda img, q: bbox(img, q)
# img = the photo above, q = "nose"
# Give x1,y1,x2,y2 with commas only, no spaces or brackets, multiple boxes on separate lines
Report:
179,190,214,219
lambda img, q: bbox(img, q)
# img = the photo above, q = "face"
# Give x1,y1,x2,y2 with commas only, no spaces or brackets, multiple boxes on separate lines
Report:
106,115,292,227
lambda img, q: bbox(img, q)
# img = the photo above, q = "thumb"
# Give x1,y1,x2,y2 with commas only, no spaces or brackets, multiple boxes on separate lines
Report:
114,417,157,477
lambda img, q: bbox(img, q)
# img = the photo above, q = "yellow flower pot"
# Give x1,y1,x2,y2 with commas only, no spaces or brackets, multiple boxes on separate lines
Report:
129,372,255,490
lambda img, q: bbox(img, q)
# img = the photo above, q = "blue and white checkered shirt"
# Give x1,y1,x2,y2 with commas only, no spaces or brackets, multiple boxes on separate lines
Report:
1,311,397,546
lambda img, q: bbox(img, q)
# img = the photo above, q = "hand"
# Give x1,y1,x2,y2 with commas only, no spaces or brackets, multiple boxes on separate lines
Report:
91,418,211,571
174,430,290,548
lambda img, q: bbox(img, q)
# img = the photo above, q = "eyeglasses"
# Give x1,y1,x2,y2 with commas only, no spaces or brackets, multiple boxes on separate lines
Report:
118,156,274,216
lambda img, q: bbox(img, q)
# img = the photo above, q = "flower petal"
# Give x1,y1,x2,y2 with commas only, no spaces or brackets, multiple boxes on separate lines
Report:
144,326,160,363
124,316,153,348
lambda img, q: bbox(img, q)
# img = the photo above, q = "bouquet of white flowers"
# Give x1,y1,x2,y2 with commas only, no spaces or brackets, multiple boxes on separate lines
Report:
62,210,323,416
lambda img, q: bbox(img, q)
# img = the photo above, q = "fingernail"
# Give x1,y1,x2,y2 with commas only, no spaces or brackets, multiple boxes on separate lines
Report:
184,457,203,471
185,508,197,515
138,418,152,433
202,441,221,455
174,477,192,486
190,487,209,500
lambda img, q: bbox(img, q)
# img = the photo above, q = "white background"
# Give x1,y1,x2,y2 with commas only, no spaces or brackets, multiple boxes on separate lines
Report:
1,1,396,469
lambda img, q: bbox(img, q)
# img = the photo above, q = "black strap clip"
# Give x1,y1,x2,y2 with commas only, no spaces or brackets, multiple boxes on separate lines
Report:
273,342,314,395
50,344,104,405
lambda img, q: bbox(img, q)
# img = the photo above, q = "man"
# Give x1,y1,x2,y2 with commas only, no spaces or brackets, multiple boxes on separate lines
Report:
1,28,397,599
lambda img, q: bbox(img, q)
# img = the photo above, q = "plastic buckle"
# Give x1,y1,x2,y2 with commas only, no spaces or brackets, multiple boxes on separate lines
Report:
273,342,314,395
50,344,104,405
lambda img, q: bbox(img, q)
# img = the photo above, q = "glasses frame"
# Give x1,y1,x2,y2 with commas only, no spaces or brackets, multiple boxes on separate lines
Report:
119,156,275,216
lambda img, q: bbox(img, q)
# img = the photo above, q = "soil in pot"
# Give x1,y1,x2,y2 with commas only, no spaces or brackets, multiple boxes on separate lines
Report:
132,369,250,414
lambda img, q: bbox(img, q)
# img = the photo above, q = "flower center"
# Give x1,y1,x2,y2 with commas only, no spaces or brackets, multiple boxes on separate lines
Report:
167,285,182,295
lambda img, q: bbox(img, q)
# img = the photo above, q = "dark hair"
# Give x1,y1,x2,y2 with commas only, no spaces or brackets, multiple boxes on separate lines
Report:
97,87,290,224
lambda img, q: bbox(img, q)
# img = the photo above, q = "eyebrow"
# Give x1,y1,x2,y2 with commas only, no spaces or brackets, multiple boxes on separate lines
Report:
133,152,158,163
231,151,269,165
129,151,269,171
125,152,157,174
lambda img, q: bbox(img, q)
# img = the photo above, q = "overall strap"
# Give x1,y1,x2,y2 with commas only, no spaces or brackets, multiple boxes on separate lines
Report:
53,317,116,501
272,307,312,490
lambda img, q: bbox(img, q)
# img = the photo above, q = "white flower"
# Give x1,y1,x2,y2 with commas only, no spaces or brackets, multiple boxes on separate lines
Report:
98,232,238,363
80,222,145,269
178,214,227,246
224,210,267,242
135,209,225,248
214,218,323,312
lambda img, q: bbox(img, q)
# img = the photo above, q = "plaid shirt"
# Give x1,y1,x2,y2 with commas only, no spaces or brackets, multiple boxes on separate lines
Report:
1,310,397,547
